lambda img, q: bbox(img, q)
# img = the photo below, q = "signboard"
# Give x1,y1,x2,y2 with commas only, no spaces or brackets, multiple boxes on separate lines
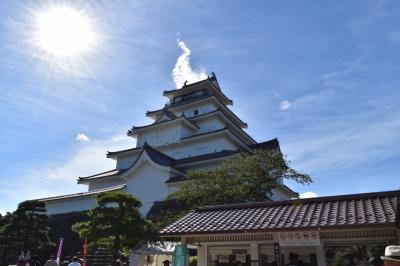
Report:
232,249,247,255
278,231,320,246
173,244,187,266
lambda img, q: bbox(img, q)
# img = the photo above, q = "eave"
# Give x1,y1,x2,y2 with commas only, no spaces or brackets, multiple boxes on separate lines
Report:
38,185,127,202
146,96,247,129
163,78,232,106
127,115,199,137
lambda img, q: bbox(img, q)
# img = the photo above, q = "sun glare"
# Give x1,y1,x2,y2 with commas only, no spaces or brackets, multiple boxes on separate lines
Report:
34,6,95,57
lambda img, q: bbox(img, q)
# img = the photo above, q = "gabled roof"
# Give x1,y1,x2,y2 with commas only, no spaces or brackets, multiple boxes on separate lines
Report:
160,190,400,236
38,185,126,202
88,138,282,182
154,108,177,123
249,138,280,151
142,142,176,167
180,127,253,148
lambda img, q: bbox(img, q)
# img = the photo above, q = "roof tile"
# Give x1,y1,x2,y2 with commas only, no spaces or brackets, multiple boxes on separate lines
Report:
160,190,400,235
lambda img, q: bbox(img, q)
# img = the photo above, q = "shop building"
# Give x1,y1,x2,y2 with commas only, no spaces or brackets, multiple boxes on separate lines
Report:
160,190,400,266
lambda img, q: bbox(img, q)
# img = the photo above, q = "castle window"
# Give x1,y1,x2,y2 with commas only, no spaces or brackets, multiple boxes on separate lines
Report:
194,109,199,116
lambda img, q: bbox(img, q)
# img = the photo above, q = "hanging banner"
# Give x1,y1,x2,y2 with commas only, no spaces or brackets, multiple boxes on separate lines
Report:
278,231,320,246
56,238,64,265
82,238,87,266
173,244,187,266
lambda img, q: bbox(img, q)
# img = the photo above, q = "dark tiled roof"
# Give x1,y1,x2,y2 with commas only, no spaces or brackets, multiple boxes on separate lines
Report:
175,150,238,165
107,147,141,157
165,176,187,183
128,115,199,135
249,138,280,151
78,169,126,181
160,190,400,235
92,139,282,181
180,127,228,141
38,185,127,202
142,142,176,167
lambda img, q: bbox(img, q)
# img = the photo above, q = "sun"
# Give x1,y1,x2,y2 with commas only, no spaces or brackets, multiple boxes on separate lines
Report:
34,6,95,57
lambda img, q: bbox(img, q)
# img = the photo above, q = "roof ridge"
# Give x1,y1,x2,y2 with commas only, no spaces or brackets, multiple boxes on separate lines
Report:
78,168,120,179
196,190,400,212
38,184,127,202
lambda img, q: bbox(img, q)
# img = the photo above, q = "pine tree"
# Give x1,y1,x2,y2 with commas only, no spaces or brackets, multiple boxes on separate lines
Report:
73,192,150,266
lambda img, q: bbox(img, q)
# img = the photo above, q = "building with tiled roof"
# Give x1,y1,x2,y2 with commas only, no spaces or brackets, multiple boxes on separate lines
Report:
39,74,299,216
160,190,400,266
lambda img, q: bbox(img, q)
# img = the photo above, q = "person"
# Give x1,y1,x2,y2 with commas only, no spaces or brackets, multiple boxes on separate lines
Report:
44,255,58,266
369,256,384,266
286,253,298,266
67,257,81,266
61,256,71,266
236,261,243,266
381,246,400,266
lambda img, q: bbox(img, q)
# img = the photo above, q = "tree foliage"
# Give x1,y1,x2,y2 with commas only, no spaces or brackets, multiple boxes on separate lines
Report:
0,200,53,266
169,149,312,208
73,192,150,265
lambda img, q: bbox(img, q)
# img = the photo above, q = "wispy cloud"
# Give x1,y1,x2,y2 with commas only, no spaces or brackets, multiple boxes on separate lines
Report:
0,134,135,212
76,133,90,142
300,192,318,198
279,100,291,111
172,39,207,88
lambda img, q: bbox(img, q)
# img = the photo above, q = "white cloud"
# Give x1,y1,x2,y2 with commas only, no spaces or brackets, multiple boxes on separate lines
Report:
76,133,90,142
300,192,318,198
172,39,207,88
0,135,136,213
279,100,291,111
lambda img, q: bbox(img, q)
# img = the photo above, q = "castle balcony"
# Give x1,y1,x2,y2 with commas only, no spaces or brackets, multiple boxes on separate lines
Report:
165,89,210,107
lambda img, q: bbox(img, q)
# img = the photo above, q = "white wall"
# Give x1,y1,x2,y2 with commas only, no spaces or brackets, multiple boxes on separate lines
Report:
136,123,183,147
158,135,239,159
174,101,217,118
45,196,97,215
125,161,172,215
88,178,126,191
195,118,225,133
116,153,140,170
270,187,293,201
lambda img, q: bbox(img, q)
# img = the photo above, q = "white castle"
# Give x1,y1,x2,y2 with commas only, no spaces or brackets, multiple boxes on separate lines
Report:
40,74,298,215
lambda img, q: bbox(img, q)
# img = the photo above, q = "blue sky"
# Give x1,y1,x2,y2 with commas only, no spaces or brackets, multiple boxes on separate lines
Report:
1,0,400,213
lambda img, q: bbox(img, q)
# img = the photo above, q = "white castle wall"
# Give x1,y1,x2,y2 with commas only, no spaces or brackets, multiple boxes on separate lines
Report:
158,135,238,159
194,118,225,133
125,161,172,214
88,177,126,191
46,196,97,215
136,123,183,147
174,101,217,118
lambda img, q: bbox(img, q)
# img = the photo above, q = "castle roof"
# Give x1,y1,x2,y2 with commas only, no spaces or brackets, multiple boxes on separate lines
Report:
160,190,400,236
127,114,199,136
38,184,126,202
163,74,232,105
88,139,282,183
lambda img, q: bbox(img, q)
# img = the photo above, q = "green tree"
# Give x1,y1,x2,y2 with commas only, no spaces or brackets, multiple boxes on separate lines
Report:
0,200,53,266
169,149,311,208
73,192,150,266
0,212,15,266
